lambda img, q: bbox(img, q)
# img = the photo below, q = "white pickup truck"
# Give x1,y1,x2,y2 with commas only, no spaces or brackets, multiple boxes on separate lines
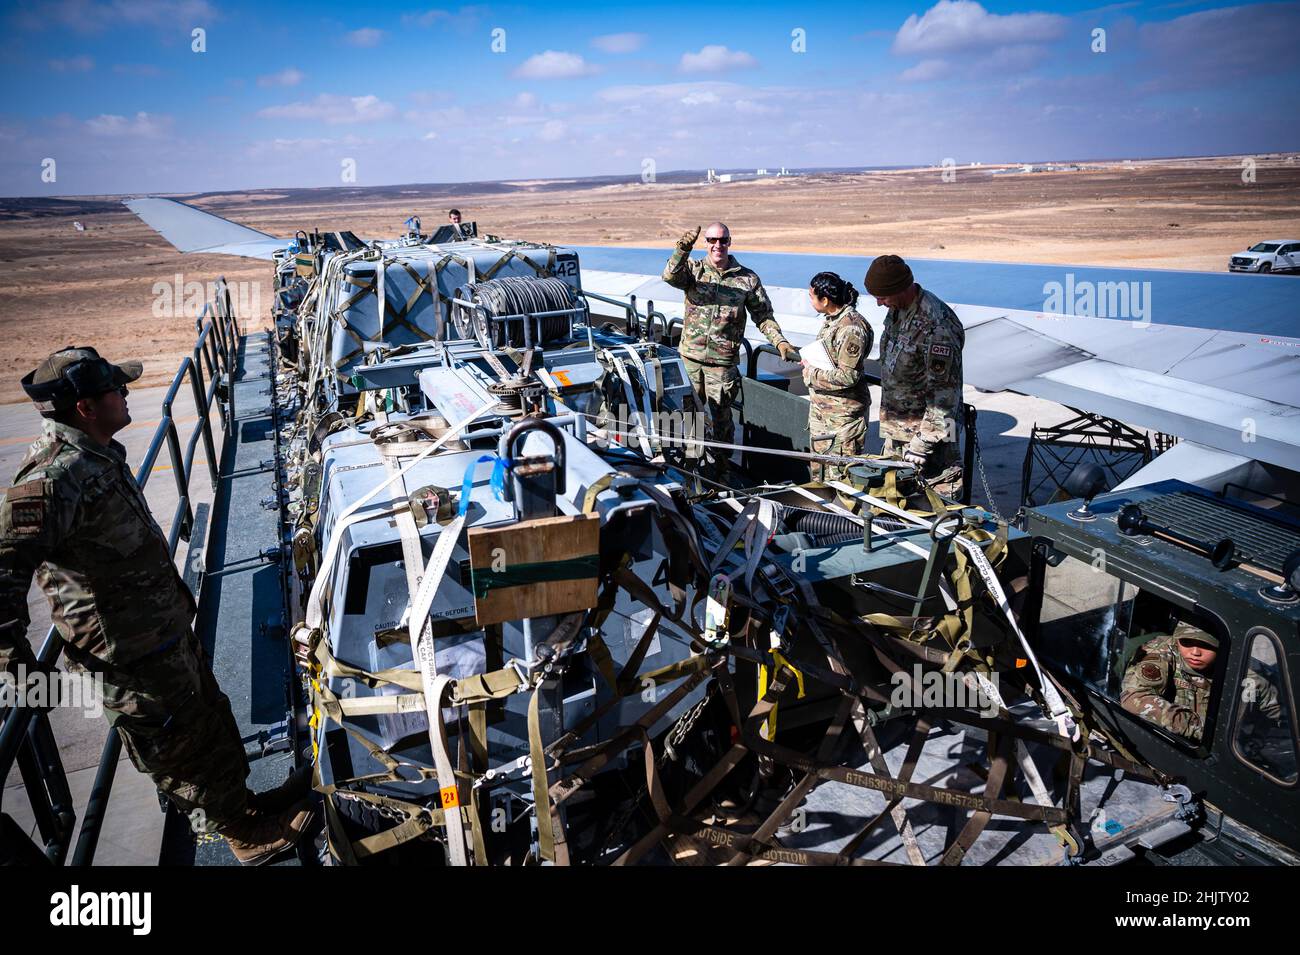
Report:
1229,239,1300,273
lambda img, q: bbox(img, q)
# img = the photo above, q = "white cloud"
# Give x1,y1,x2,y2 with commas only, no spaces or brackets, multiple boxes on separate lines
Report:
244,134,368,157
599,82,749,106
893,0,1066,55
537,120,567,142
49,55,94,72
513,91,538,109
346,27,384,47
402,8,450,27
679,45,757,73
591,32,647,54
400,6,486,31
513,51,598,79
900,58,949,82
986,44,1049,73
257,67,304,88
85,111,170,136
680,91,720,107
258,94,397,124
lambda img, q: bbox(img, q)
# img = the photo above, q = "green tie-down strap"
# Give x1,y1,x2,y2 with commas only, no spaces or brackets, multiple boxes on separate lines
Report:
471,554,601,598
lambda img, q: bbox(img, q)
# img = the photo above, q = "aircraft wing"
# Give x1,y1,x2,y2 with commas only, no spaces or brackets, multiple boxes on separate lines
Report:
575,247,1300,473
123,197,287,260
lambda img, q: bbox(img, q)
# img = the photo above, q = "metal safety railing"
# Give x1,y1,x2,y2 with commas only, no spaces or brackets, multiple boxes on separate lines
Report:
0,278,242,866
581,289,671,344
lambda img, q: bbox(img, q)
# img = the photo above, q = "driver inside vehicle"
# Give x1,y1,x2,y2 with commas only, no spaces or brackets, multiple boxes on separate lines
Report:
1120,616,1220,743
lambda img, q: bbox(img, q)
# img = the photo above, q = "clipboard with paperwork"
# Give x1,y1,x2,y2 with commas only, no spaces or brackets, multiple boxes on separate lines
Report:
799,337,835,372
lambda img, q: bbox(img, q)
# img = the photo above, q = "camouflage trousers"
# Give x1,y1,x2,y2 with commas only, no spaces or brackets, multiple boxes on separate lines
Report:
91,633,250,827
808,407,868,485
880,436,963,499
682,358,741,481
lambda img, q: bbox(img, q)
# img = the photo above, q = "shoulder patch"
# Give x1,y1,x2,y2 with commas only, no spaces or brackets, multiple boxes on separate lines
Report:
4,480,50,536
928,343,954,379
1140,662,1163,682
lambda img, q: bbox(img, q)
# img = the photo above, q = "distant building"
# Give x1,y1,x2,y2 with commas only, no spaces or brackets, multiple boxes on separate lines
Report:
703,166,792,184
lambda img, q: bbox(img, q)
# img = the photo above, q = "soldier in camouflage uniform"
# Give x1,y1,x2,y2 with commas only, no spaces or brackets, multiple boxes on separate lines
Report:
866,255,965,496
1120,620,1221,742
803,272,872,485
663,223,799,482
0,348,311,864
1122,618,1287,746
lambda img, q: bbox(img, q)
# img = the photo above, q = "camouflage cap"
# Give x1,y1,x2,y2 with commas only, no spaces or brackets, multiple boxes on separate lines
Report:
21,347,143,415
1173,619,1219,649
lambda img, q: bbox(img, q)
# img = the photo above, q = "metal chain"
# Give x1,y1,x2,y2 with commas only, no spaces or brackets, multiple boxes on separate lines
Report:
971,423,1008,524
661,691,712,764
335,789,418,823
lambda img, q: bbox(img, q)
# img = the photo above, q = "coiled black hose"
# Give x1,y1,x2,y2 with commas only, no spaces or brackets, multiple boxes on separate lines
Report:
453,276,574,347
778,504,908,537
778,505,859,538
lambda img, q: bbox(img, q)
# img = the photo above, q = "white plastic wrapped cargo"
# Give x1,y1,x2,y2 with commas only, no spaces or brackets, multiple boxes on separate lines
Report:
325,241,580,385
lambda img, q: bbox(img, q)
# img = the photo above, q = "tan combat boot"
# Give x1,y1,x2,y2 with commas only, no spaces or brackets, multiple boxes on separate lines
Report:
248,764,313,815
219,799,315,866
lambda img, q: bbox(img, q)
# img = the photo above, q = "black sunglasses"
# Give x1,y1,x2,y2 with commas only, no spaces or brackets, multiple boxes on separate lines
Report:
704,236,731,245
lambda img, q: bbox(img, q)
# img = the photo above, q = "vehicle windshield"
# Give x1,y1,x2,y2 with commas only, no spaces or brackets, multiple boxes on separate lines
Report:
1249,243,1281,252
1035,554,1134,697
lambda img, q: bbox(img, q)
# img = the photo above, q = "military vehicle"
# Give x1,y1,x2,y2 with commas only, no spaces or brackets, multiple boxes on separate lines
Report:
1023,474,1300,861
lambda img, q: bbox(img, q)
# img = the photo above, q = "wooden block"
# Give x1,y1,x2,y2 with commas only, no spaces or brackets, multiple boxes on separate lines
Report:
467,514,599,626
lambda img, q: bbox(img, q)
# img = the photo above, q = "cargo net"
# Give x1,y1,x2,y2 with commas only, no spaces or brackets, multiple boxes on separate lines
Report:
301,466,1172,867
452,276,576,350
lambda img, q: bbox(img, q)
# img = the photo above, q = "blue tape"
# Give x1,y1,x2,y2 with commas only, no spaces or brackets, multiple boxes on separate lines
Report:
490,457,512,501
459,453,511,516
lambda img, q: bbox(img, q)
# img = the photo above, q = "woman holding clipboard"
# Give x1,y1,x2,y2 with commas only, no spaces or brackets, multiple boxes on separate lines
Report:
802,271,873,484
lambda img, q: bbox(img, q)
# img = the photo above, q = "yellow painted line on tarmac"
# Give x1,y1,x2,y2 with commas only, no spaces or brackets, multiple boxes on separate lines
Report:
148,456,208,475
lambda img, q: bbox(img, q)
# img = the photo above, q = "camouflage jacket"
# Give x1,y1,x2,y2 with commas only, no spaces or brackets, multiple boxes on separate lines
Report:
804,305,873,417
878,286,964,452
662,251,787,366
0,420,196,676
1120,632,1212,742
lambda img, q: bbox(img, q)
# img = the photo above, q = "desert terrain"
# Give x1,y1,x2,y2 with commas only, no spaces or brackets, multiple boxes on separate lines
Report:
1,154,1298,405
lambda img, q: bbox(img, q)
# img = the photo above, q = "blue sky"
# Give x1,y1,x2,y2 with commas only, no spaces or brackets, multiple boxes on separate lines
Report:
2,0,1298,195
